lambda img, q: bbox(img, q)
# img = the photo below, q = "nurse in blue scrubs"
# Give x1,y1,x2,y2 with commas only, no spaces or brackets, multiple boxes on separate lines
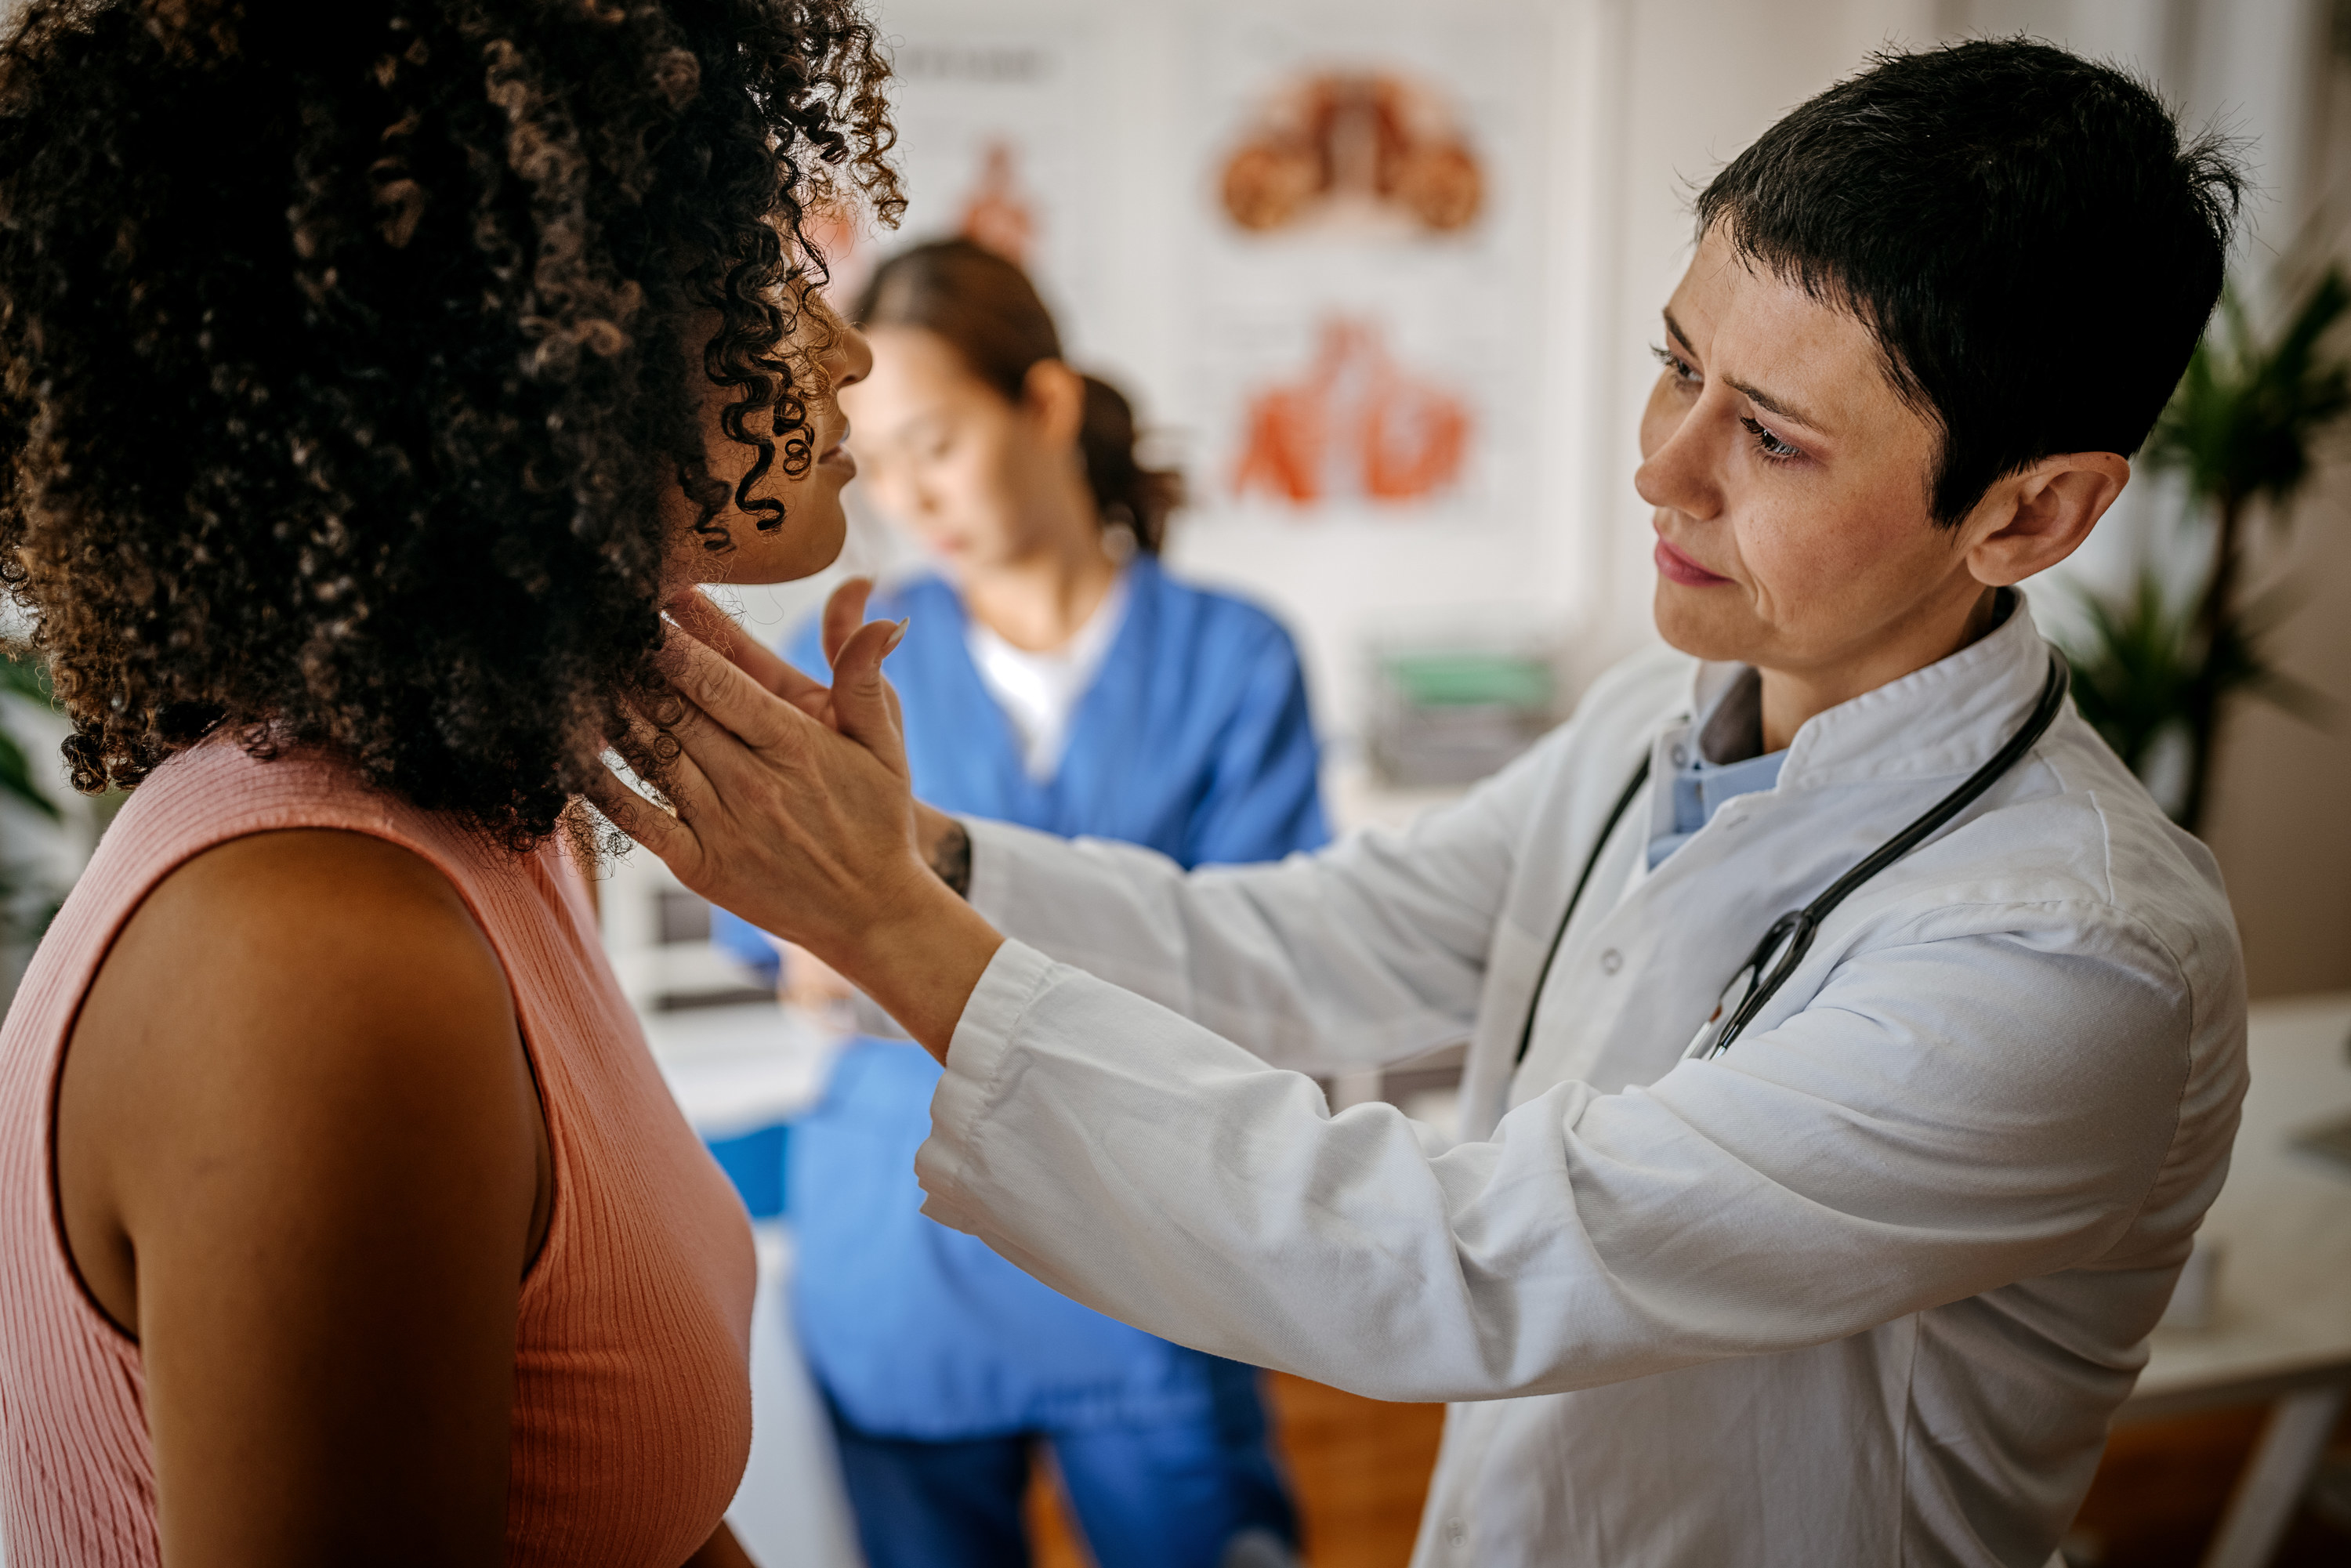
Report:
714,239,1327,1568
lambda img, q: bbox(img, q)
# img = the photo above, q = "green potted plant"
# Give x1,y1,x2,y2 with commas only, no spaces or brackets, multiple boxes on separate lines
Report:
0,645,66,948
2061,266,2351,833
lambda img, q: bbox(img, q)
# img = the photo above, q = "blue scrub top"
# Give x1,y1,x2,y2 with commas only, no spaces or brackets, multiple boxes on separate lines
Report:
715,556,1330,1438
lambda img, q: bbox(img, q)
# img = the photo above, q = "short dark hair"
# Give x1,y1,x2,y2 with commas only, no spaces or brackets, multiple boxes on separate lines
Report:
1696,38,2244,524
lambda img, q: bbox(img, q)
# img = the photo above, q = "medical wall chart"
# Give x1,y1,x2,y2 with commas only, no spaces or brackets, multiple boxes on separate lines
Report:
824,2,1546,533
1186,8,1547,531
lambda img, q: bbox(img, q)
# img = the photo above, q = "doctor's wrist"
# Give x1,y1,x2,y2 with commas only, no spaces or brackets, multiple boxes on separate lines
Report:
824,873,1002,1060
920,807,971,899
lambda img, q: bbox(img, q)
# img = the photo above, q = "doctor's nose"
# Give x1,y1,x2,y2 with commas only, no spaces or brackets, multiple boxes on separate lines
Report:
1635,411,1726,523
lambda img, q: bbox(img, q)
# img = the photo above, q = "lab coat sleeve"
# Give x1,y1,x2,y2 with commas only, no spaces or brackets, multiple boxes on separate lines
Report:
917,900,2204,1403
962,732,1553,1075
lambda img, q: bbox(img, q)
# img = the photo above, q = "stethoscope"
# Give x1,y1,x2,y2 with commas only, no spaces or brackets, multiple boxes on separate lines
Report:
1512,650,2071,1069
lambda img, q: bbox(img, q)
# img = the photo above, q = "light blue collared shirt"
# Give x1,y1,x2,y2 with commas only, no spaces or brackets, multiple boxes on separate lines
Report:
1646,666,1785,869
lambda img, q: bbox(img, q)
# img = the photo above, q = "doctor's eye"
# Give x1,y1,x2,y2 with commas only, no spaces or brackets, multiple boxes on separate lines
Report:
1740,415,1802,463
1650,342,1701,385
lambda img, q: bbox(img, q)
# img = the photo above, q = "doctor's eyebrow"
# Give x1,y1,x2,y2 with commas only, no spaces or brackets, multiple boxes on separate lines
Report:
1725,375,1826,431
1661,309,1826,432
1661,311,1699,360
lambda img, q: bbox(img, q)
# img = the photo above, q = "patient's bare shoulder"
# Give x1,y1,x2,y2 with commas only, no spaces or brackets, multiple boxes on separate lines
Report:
57,827,545,1566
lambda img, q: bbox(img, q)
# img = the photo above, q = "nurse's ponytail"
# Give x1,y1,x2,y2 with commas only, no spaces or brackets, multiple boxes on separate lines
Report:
854,238,1183,554
1074,373,1183,556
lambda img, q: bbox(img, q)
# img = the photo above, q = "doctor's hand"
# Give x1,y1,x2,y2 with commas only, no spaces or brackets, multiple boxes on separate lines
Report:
676,580,971,875
669,577,882,732
589,591,1004,1059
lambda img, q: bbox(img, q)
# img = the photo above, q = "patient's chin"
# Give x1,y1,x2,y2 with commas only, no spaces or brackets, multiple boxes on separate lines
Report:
708,504,847,586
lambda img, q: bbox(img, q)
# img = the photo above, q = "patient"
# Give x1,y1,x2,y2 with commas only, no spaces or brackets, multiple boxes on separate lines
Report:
0,2,892,1564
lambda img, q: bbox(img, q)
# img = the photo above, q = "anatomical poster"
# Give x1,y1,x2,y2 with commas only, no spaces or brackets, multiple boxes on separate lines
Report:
1187,7,1545,528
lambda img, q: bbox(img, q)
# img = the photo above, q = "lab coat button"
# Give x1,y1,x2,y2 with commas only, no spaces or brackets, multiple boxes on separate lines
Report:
1447,1519,1467,1547
1600,948,1624,975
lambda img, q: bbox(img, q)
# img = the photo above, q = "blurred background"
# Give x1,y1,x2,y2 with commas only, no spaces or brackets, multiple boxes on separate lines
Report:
7,2,2351,1566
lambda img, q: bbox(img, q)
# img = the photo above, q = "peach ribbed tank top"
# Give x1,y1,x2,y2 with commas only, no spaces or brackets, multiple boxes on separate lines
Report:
0,738,755,1565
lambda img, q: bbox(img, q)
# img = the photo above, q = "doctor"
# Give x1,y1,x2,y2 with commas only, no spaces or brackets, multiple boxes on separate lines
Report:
597,42,2251,1566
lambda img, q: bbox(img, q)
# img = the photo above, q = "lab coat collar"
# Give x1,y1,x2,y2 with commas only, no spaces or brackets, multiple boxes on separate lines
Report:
1682,588,2052,795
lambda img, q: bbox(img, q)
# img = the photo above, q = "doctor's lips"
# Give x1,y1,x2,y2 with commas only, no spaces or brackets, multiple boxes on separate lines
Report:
1654,538,1733,587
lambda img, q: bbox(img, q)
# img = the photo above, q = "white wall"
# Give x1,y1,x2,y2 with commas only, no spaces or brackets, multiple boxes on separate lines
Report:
1165,0,1963,718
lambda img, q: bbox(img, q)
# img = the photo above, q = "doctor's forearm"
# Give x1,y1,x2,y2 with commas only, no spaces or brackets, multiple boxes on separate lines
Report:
817,871,1002,1060
939,816,1494,1074
915,927,2183,1403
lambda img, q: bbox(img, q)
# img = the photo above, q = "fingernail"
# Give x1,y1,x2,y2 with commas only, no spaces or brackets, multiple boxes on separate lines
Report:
883,617,909,654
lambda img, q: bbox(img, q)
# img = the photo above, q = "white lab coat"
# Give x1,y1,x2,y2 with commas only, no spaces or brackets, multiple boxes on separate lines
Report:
913,594,2247,1567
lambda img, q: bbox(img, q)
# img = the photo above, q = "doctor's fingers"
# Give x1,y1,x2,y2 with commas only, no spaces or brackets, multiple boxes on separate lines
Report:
582,765,698,876
585,696,726,879
606,698,726,839
824,616,911,782
820,577,874,668
665,587,833,714
618,681,793,840
629,640,905,855
650,623,816,758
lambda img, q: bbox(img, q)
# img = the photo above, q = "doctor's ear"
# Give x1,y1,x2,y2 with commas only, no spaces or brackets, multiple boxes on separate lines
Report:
1961,451,2131,587
1020,359,1089,453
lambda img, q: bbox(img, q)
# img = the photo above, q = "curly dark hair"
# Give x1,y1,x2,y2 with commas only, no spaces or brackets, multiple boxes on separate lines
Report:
0,0,900,845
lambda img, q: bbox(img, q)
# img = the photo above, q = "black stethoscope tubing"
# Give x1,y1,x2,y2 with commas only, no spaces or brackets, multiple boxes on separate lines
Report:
1512,650,2072,1069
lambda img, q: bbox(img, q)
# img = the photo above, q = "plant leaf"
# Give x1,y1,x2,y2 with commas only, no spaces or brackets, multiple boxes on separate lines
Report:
0,724,61,822
2145,266,2351,515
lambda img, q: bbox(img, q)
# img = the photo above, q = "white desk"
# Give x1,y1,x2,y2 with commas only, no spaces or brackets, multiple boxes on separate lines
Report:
2117,993,2351,1568
643,998,842,1139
